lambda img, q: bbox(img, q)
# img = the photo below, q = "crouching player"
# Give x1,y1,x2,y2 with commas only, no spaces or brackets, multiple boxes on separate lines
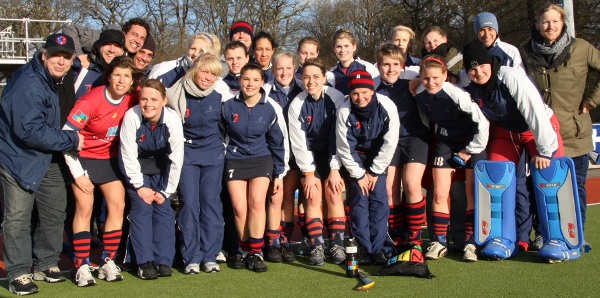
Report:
414,56,489,262
462,41,566,261
336,70,400,265
120,79,184,279
288,58,347,265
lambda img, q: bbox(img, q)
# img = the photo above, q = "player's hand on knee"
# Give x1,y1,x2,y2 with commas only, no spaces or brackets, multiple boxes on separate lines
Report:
532,155,551,169
75,175,94,194
327,170,344,196
366,173,378,192
358,175,369,196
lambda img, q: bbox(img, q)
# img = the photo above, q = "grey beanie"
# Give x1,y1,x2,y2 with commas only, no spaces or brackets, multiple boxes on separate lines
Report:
474,12,499,35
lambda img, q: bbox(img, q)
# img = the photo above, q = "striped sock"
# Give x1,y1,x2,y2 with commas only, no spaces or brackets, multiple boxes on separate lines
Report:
306,218,324,247
101,229,122,262
465,209,475,243
281,221,294,244
432,212,450,245
248,237,264,254
297,213,307,238
388,203,404,243
73,231,92,269
265,228,281,247
238,240,250,254
406,199,426,244
327,217,346,246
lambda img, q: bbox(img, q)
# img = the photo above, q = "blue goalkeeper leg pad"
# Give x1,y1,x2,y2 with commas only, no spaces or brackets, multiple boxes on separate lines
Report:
530,156,584,263
474,161,518,260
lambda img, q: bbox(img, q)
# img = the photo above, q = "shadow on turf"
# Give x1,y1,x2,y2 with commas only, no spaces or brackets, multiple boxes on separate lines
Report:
284,255,347,277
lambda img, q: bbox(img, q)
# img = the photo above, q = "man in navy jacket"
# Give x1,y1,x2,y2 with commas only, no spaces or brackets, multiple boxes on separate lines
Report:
0,34,83,295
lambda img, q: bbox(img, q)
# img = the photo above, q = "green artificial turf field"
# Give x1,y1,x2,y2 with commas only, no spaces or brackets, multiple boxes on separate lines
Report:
1,205,598,297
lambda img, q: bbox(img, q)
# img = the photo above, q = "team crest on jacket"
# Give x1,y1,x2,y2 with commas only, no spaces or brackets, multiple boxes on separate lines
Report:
306,115,313,125
139,134,146,142
72,110,89,124
475,98,484,107
355,121,362,129
185,108,190,118
232,113,239,123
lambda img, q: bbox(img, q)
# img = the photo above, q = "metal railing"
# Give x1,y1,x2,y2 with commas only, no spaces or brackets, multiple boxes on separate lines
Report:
0,18,72,62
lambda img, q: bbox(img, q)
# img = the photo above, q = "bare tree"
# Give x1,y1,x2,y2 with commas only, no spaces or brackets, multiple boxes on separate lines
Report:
79,0,137,26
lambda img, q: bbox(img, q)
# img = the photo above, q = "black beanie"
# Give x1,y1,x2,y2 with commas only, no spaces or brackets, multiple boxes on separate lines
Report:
462,40,493,70
98,29,125,48
142,34,156,53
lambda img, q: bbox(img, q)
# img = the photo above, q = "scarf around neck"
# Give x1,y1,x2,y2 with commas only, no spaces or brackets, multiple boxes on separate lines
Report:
167,75,215,122
351,93,379,122
529,25,573,68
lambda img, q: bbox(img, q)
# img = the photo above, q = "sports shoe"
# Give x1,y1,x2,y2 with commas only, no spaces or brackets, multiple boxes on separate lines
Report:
75,264,96,287
231,254,246,269
98,258,124,282
463,244,478,262
216,250,227,263
267,245,283,263
33,266,66,283
531,235,544,251
246,253,268,273
309,245,325,266
298,237,311,256
137,262,158,280
157,264,173,277
9,274,38,295
372,250,388,266
184,263,200,274
203,262,220,273
518,240,530,251
358,246,372,265
281,244,296,262
425,241,448,260
329,244,346,264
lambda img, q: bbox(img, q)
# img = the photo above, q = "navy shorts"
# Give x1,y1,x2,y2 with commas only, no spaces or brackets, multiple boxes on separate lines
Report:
390,135,429,167
432,139,486,169
225,156,273,181
78,157,122,184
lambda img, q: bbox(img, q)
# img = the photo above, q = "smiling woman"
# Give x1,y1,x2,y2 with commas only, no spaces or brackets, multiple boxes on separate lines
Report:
119,79,184,279
164,52,230,275
62,56,141,287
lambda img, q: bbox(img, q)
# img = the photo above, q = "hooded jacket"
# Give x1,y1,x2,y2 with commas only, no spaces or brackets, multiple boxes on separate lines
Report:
0,51,79,190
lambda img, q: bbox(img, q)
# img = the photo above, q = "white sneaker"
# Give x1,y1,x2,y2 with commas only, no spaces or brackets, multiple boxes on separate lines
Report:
75,264,96,287
203,262,221,273
216,250,227,263
463,244,478,262
425,241,448,260
184,263,200,275
98,258,123,282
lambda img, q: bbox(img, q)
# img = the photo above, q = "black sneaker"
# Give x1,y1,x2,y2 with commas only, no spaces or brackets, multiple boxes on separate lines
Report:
157,264,173,277
9,274,39,295
267,245,283,263
33,266,66,283
281,244,296,262
231,253,246,269
137,262,158,280
372,250,388,266
358,247,372,266
246,253,268,273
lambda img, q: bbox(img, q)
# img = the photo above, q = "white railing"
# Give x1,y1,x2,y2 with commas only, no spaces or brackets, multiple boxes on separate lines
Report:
0,18,71,62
